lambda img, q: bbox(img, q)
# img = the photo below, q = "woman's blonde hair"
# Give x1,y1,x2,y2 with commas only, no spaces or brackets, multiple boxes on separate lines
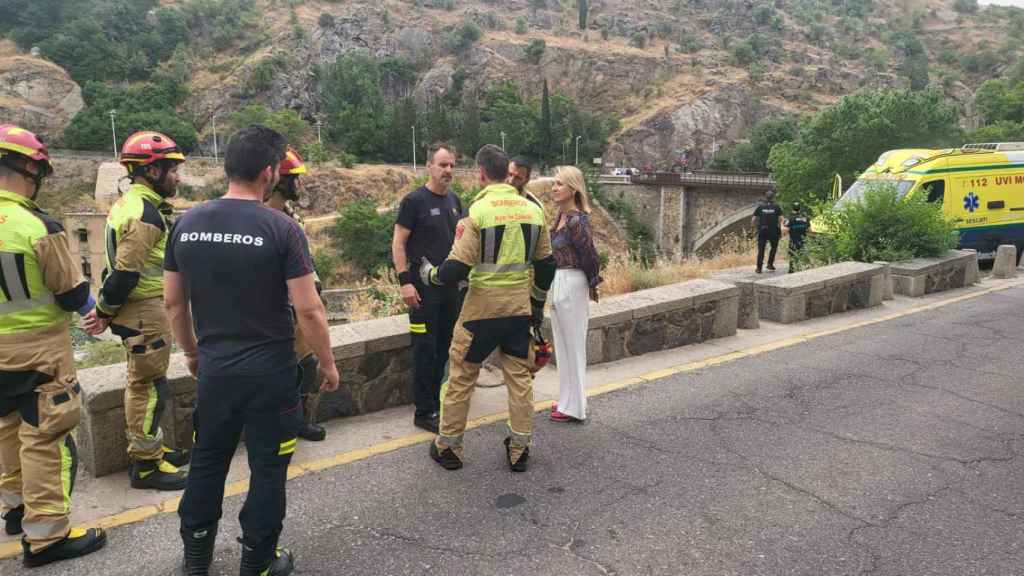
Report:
555,165,591,213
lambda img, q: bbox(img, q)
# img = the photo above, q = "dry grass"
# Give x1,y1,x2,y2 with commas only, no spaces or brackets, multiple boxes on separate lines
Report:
601,235,771,297
342,268,407,322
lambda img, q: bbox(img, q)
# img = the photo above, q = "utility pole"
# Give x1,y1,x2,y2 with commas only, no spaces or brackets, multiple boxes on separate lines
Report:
575,135,582,166
212,114,219,162
412,125,417,174
563,140,568,164
109,109,118,159
316,118,323,145
500,130,506,150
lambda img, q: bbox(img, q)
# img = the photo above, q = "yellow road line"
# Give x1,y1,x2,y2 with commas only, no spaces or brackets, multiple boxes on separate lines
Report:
0,281,1013,561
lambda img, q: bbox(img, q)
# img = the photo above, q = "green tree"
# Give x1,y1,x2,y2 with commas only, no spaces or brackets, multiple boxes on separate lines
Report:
539,79,552,161
317,51,390,158
228,104,312,147
515,16,528,34
459,91,482,158
578,0,589,30
62,81,197,152
965,121,1024,143
331,199,394,275
975,78,1024,126
767,89,962,206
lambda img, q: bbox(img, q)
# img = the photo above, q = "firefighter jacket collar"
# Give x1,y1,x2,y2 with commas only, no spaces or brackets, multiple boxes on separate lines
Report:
0,188,40,211
473,183,519,202
126,182,165,207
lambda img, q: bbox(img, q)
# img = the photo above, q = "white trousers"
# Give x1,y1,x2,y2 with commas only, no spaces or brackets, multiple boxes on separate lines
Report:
550,269,590,420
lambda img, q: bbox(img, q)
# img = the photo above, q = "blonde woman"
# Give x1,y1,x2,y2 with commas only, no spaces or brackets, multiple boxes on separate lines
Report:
549,166,602,423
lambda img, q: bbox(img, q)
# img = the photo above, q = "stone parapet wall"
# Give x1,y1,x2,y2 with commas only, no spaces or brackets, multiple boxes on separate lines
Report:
889,250,979,297
579,279,738,365
76,279,740,477
755,262,885,324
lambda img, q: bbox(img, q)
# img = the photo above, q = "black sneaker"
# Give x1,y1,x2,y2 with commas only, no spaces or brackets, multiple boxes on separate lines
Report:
162,446,191,468
429,442,463,470
3,504,23,535
503,437,529,473
755,268,763,274
767,265,776,271
22,527,107,568
414,412,439,434
130,459,187,491
297,422,326,442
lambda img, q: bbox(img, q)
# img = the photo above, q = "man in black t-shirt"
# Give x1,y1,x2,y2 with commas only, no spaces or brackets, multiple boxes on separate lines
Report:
752,190,783,273
391,142,463,433
165,125,339,576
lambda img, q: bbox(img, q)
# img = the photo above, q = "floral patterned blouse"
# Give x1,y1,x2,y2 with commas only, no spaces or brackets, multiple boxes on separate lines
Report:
551,210,603,288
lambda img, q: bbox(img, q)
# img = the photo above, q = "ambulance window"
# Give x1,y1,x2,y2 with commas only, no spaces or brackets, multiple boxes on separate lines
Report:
924,180,945,204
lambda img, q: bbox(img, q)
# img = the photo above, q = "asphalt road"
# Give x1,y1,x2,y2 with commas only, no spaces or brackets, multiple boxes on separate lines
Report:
5,286,1023,576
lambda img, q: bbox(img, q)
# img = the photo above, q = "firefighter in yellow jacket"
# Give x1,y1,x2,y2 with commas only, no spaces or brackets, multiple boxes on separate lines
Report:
0,124,108,567
420,145,556,472
82,131,188,491
264,147,327,442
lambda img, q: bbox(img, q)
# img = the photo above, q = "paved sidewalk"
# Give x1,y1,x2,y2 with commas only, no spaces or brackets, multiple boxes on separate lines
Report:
1,273,1021,561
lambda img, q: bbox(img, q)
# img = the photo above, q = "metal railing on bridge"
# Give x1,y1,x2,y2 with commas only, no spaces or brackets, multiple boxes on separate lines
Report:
629,171,776,190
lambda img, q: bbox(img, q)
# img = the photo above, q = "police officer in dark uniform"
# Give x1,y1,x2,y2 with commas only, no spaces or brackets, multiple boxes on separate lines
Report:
752,190,783,273
391,142,463,433
784,201,811,273
166,125,339,576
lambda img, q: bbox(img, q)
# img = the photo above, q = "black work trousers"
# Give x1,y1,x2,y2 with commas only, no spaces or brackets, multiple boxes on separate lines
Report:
757,230,780,270
408,281,463,419
178,365,301,551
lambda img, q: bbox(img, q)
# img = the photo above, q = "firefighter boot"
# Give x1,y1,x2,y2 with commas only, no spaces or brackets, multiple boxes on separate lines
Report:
297,421,325,442
180,524,218,576
130,459,187,491
163,445,192,467
22,527,108,568
238,539,295,576
3,504,23,535
504,437,529,473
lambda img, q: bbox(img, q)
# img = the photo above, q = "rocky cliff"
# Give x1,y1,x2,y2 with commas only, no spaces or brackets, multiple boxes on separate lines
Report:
0,55,83,142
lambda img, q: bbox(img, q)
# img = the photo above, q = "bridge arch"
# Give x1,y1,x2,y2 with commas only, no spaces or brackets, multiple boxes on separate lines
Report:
692,203,759,257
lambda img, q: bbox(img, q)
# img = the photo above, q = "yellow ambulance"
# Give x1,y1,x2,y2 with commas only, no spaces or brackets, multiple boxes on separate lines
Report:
831,142,1024,259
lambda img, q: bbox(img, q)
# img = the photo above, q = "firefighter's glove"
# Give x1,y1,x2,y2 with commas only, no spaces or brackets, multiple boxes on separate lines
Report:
419,257,441,286
530,298,545,329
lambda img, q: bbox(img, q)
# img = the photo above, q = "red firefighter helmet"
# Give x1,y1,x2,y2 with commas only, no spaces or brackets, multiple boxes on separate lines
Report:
0,124,53,177
120,131,185,167
531,327,552,373
279,147,307,176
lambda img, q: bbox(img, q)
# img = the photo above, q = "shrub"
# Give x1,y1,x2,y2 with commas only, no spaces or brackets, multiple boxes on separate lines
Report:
678,31,702,53
805,183,956,265
631,31,647,48
523,38,546,63
515,16,528,34
318,12,336,28
331,199,394,275
312,248,340,286
953,0,978,14
444,22,482,53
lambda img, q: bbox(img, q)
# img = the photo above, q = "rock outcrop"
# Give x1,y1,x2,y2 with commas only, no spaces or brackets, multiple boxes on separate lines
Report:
0,55,83,141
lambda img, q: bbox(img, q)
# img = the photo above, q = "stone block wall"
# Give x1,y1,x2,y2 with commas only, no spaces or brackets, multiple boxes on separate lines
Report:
755,262,885,324
890,250,979,297
581,279,738,365
77,279,739,477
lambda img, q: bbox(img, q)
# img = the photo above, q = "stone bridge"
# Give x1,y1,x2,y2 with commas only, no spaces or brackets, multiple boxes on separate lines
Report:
599,172,775,261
